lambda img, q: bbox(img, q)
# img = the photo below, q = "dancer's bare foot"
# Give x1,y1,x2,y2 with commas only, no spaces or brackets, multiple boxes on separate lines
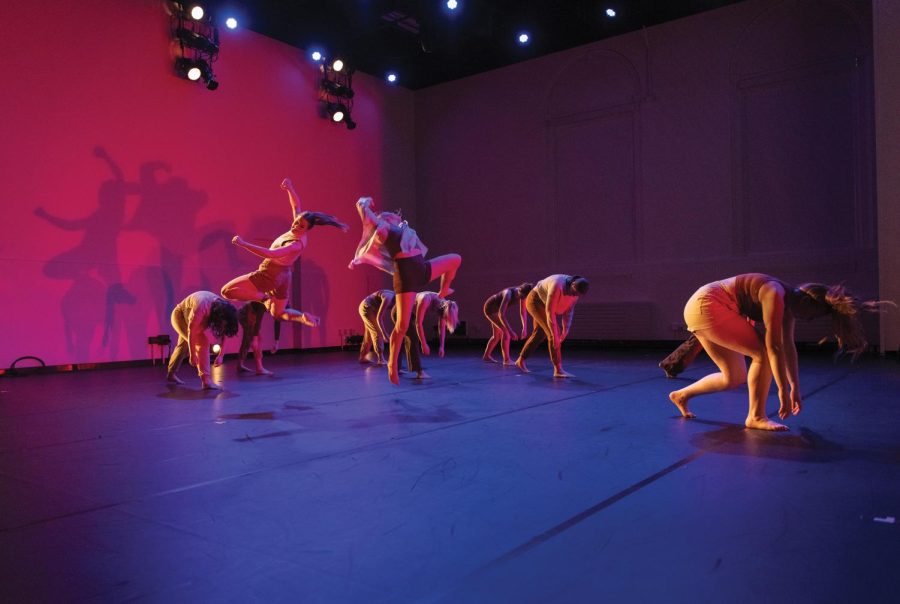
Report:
300,312,319,327
388,362,400,385
483,354,498,363
553,369,575,378
166,372,185,385
238,364,252,373
201,380,222,390
256,368,274,376
280,177,292,190
669,391,695,419
438,287,455,298
514,358,530,373
502,359,515,366
745,417,788,431
414,370,431,379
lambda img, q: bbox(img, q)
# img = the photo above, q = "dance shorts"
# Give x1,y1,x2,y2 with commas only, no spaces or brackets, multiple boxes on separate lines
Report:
683,282,740,332
392,254,432,294
248,265,291,300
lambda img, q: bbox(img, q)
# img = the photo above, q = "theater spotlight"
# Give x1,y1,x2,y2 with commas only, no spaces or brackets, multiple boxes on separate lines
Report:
321,79,354,98
310,50,323,62
345,116,357,130
327,102,347,123
175,25,219,54
331,58,345,72
386,72,398,84
211,343,221,355
175,57,202,81
190,5,204,20
517,31,530,46
225,17,238,29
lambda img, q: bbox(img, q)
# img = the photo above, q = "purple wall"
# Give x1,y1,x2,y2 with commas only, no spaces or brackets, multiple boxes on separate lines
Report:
414,0,880,344
0,0,411,367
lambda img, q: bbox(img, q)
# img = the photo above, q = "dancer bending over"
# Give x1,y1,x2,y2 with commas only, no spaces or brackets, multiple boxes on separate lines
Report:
349,197,462,384
515,275,589,378
669,273,888,430
221,178,346,326
358,289,396,365
413,291,460,358
483,282,533,364
237,301,273,375
167,291,239,389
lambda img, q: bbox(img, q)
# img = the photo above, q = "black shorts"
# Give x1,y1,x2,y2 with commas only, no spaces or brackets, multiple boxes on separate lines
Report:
392,255,432,294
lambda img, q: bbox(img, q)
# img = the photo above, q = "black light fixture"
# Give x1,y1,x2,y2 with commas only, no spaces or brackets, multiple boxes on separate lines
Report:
170,1,220,91
318,58,357,130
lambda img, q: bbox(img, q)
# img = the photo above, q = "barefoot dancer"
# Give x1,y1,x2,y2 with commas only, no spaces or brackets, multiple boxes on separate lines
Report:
358,289,395,365
413,291,460,358
236,302,273,375
515,275,589,378
221,178,347,326
483,283,533,364
167,291,239,389
669,273,889,431
349,197,462,385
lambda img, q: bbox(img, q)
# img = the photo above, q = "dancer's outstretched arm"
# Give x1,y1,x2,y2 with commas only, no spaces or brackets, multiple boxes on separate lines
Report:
281,178,302,218
356,197,379,227
438,315,448,357
231,236,304,260
560,308,575,342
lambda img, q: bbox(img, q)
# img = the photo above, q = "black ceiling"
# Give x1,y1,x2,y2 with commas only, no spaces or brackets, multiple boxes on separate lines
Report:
204,0,745,90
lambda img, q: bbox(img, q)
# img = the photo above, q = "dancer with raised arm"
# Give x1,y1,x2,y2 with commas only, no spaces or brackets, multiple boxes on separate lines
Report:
668,273,889,430
236,301,274,375
221,178,347,327
358,289,396,365
413,291,460,358
483,282,533,365
349,197,462,384
515,274,590,378
167,291,239,389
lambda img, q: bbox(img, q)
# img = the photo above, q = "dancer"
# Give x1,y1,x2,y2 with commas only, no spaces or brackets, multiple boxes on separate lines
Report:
358,289,396,365
221,178,347,326
482,282,534,364
515,274,590,378
349,197,462,384
166,291,239,389
413,291,460,358
236,302,274,375
668,273,888,430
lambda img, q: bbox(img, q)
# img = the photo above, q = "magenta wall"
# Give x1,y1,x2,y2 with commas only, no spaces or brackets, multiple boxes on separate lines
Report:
414,0,880,344
0,0,411,367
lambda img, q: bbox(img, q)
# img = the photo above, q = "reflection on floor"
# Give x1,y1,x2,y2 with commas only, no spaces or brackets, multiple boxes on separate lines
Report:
1,347,898,602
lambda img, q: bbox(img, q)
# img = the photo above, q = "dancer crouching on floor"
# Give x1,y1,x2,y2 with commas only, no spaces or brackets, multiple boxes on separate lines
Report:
669,273,890,430
167,291,239,389
221,178,347,327
413,291,460,358
483,282,533,364
349,197,461,385
515,275,589,378
358,289,395,365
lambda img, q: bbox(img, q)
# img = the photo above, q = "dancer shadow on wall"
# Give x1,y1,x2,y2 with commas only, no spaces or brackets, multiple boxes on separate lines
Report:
299,259,331,348
34,146,139,357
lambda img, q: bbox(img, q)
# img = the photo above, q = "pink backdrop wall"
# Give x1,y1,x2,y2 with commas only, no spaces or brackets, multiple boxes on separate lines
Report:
1,0,893,369
414,0,882,345
0,0,410,367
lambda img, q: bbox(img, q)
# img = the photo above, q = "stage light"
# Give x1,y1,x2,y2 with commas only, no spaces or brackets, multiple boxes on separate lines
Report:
175,57,201,80
605,8,617,18
225,17,237,29
345,117,357,130
190,5,204,20
386,71,398,84
175,26,219,54
332,58,345,72
517,31,530,45
327,102,347,122
311,50,323,62
322,79,354,98
211,343,221,354
447,0,458,10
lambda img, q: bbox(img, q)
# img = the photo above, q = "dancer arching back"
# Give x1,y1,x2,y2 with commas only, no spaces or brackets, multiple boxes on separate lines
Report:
221,178,347,327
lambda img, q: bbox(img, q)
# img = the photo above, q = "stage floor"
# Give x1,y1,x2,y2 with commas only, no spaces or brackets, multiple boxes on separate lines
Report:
1,347,899,603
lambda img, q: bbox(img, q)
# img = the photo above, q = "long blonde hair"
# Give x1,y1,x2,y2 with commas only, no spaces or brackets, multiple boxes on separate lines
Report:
796,283,894,358
439,299,460,333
